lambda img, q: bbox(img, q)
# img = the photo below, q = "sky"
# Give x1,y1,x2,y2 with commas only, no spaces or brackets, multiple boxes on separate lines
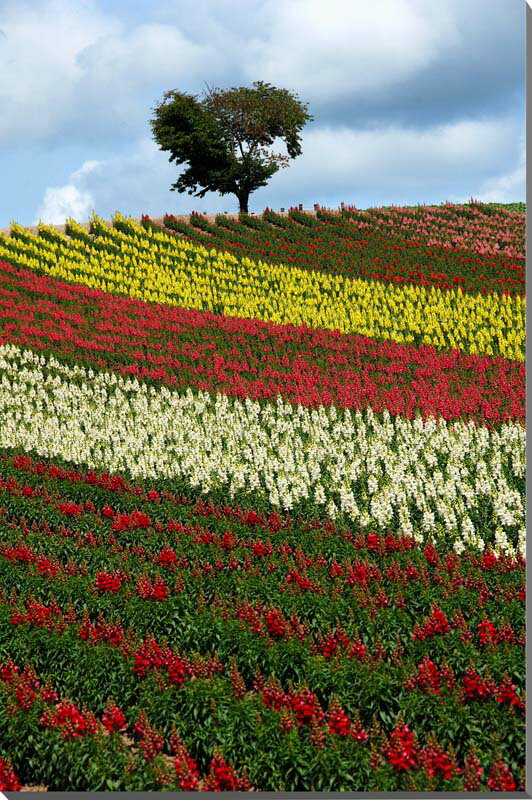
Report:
0,0,525,226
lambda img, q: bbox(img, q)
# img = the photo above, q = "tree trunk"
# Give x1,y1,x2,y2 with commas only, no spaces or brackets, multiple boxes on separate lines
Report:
237,190,250,213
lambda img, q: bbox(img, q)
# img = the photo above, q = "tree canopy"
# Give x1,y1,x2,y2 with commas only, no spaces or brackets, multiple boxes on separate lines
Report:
150,81,313,212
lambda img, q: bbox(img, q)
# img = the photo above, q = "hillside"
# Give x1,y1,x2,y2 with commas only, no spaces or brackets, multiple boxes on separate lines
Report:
0,200,524,791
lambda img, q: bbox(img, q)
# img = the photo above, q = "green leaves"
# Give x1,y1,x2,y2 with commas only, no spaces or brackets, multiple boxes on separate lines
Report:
151,82,312,211
150,90,235,198
0,447,524,790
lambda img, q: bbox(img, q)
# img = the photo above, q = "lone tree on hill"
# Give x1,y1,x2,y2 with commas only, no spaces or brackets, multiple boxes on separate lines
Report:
150,81,313,213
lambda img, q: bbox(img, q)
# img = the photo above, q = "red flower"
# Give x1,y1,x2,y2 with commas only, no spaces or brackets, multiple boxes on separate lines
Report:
102,702,127,732
413,606,450,640
14,684,36,710
174,750,199,791
155,547,178,567
477,618,498,645
131,510,152,529
264,609,286,638
203,753,252,791
42,701,92,739
41,680,58,703
168,655,189,686
347,638,368,661
487,758,516,791
151,577,169,601
350,712,369,744
461,667,497,702
497,675,522,708
95,572,124,593
482,548,498,569
328,701,351,736
290,688,323,726
212,761,236,790
252,541,269,557
58,501,83,515
462,746,484,791
261,678,287,711
0,660,19,683
0,758,21,791
405,657,442,694
422,743,453,780
328,560,344,578
429,607,450,634
384,723,418,772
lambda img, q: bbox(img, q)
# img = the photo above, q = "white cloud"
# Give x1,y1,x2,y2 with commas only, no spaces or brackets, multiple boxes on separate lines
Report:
0,0,222,147
76,23,216,90
0,0,522,166
70,159,103,181
32,159,101,223
265,116,519,196
241,0,458,101
474,144,525,202
31,138,229,224
0,0,119,145
34,185,94,225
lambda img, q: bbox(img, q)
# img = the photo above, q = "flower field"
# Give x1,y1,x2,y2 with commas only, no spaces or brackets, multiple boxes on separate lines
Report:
0,202,525,791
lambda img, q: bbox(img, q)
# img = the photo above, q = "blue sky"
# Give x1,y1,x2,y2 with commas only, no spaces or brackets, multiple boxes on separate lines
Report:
0,0,525,226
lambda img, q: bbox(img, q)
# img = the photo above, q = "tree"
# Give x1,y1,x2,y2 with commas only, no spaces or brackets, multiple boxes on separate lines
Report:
150,81,313,213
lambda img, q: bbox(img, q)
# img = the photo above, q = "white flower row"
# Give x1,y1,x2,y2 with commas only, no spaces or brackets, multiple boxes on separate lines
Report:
0,344,525,557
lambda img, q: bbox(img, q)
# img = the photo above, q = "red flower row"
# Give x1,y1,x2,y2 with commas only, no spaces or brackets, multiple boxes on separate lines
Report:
0,261,524,424
3,655,519,791
156,203,525,295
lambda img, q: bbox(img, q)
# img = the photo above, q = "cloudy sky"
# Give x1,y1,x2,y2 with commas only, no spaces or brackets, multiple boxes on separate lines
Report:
0,0,525,226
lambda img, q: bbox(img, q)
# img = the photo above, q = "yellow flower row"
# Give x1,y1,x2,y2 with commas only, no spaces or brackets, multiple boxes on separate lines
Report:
0,213,524,361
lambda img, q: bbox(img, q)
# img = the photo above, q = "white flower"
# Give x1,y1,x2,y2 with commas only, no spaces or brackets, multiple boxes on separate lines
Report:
326,499,338,520
0,343,524,552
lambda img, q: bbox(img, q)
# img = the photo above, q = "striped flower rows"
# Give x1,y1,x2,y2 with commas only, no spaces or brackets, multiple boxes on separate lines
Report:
158,202,524,292
0,344,524,556
0,214,525,359
0,203,525,791
0,260,524,425
0,449,525,791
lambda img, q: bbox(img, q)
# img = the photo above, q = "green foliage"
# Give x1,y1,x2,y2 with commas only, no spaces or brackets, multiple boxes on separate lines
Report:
470,201,526,215
150,81,312,212
0,448,524,790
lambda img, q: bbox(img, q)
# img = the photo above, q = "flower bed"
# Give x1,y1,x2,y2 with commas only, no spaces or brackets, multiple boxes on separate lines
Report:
0,203,524,790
